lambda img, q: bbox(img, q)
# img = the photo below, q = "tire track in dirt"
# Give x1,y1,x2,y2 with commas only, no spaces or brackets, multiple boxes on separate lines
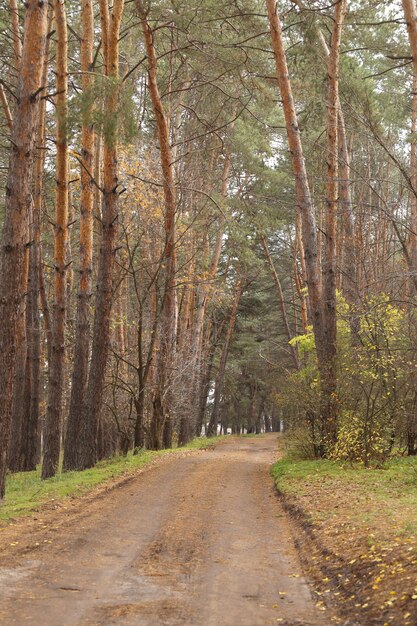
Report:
0,435,332,625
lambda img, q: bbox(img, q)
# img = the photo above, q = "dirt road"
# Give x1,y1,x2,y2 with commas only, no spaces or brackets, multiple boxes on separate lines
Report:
0,435,328,626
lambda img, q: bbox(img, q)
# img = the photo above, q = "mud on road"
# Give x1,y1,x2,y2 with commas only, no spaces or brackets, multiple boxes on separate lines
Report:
0,435,331,625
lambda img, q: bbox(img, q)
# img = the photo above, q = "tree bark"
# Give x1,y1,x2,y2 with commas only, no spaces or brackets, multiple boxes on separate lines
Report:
137,0,177,450
63,0,95,471
0,84,13,130
42,0,69,479
402,0,417,280
8,236,29,471
21,206,42,471
338,114,358,318
7,6,31,470
265,0,324,355
0,0,21,129
292,0,358,329
321,0,346,446
78,0,124,469
0,0,48,498
9,0,22,68
19,7,52,472
266,0,344,448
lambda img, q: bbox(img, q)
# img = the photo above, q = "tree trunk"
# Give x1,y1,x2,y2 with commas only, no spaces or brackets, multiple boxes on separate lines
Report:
266,0,343,449
78,0,124,469
321,0,346,447
196,317,225,436
0,84,13,130
21,209,42,471
403,0,417,280
63,0,95,471
207,277,243,437
42,0,69,479
265,0,324,354
293,0,358,332
134,389,146,450
189,149,230,440
8,237,30,471
9,0,22,67
0,0,48,499
137,0,177,449
260,235,299,370
19,7,51,472
338,115,358,322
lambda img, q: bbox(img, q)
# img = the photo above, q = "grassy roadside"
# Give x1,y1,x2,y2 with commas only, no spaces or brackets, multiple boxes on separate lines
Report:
1,437,221,523
272,455,417,626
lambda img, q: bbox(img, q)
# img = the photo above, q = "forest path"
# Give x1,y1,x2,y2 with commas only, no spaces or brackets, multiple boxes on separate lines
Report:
0,435,328,626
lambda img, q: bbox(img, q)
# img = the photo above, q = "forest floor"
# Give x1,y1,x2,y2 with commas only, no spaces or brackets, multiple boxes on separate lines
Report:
273,455,417,626
0,434,334,626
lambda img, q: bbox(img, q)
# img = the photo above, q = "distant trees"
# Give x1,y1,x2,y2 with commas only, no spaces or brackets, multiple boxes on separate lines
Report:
207,274,244,437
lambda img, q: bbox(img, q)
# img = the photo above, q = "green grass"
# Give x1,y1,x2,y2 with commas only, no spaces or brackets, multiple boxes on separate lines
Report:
1,436,221,523
272,455,417,493
271,454,417,535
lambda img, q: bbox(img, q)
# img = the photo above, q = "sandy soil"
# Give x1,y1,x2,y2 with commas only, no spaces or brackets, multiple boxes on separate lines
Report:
0,435,330,626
